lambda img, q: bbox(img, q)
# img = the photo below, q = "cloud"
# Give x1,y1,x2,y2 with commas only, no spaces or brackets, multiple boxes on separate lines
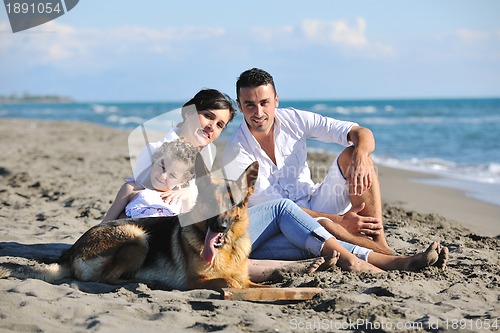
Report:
0,20,227,69
454,28,489,43
0,21,14,49
36,22,83,61
300,18,396,58
301,17,368,48
249,18,395,58
2,17,397,73
426,28,500,62
0,21,86,67
251,25,294,41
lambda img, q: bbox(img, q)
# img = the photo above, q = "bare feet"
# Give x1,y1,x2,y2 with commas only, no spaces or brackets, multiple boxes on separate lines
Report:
433,243,449,270
272,253,340,275
340,257,385,273
405,241,448,271
316,251,341,272
248,256,339,283
281,257,327,274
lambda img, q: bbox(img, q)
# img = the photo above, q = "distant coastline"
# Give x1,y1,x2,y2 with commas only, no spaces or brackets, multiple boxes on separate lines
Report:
0,93,74,103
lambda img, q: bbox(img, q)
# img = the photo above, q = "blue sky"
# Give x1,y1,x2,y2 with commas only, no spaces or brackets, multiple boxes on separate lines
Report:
1,1,499,101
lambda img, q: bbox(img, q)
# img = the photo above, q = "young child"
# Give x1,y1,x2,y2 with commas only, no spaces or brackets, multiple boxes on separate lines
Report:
101,140,199,222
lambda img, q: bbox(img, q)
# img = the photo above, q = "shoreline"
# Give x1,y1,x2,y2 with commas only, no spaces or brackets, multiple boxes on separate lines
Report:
305,150,500,238
377,164,500,237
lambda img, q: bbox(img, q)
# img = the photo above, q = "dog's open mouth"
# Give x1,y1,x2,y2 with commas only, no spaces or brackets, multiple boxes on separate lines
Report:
213,233,225,248
201,229,226,264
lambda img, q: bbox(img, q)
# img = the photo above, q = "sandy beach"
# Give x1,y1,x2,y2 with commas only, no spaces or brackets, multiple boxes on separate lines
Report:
0,119,499,333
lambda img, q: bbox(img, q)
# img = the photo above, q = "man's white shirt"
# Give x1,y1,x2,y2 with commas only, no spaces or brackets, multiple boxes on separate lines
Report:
222,107,358,207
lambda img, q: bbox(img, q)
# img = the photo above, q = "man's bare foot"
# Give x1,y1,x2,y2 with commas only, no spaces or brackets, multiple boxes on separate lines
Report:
405,241,443,271
433,243,449,270
316,251,341,271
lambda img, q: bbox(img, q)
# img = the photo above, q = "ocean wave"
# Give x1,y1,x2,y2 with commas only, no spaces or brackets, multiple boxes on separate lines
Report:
311,104,378,115
373,156,500,184
92,104,119,114
373,157,500,206
307,146,500,185
106,115,145,125
360,115,500,126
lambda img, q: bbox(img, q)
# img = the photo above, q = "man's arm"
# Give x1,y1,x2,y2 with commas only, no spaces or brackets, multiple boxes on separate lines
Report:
300,206,393,255
345,126,376,196
300,204,382,234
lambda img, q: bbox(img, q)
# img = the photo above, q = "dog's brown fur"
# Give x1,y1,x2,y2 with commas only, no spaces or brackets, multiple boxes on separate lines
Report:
0,157,260,291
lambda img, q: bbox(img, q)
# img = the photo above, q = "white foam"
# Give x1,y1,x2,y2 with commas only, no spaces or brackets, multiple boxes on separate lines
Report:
374,156,500,183
311,104,377,115
373,156,500,207
362,115,500,126
106,114,145,125
92,104,119,114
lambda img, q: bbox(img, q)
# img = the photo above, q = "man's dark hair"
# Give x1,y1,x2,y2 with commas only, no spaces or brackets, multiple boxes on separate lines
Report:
236,68,277,101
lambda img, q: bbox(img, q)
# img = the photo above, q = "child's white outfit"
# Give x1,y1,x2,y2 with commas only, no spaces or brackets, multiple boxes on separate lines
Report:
125,187,181,218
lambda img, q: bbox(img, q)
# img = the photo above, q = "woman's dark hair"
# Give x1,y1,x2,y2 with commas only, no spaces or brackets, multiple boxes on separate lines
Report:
179,89,237,129
236,68,277,101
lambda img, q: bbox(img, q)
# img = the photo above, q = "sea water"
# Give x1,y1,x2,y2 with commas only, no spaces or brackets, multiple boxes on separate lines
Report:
1,98,499,206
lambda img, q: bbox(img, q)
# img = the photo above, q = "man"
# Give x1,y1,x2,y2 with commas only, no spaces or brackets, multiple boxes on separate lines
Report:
222,68,392,254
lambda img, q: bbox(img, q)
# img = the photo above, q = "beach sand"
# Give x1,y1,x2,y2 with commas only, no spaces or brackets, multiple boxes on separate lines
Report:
0,119,498,332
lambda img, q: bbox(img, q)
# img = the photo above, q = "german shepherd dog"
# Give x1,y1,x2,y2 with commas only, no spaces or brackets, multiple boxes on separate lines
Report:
0,156,260,291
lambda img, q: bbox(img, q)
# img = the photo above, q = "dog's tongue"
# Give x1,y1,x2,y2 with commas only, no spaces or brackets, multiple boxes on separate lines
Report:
201,229,223,264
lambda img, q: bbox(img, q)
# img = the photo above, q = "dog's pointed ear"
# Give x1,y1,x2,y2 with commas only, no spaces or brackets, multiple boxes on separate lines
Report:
237,161,259,199
194,153,210,189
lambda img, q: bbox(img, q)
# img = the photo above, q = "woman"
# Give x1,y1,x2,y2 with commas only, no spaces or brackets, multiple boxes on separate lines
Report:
131,89,236,208
133,89,236,186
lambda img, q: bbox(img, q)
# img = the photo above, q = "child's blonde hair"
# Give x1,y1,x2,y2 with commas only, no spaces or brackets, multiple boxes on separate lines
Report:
152,139,200,182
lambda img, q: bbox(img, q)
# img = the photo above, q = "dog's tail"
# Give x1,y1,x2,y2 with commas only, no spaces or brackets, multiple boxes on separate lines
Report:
0,261,71,283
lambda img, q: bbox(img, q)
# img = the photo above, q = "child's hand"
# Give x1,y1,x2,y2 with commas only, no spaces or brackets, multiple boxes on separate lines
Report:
160,187,192,205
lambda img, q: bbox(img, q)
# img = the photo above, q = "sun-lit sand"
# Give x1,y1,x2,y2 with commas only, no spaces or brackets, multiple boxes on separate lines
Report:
1,119,498,332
